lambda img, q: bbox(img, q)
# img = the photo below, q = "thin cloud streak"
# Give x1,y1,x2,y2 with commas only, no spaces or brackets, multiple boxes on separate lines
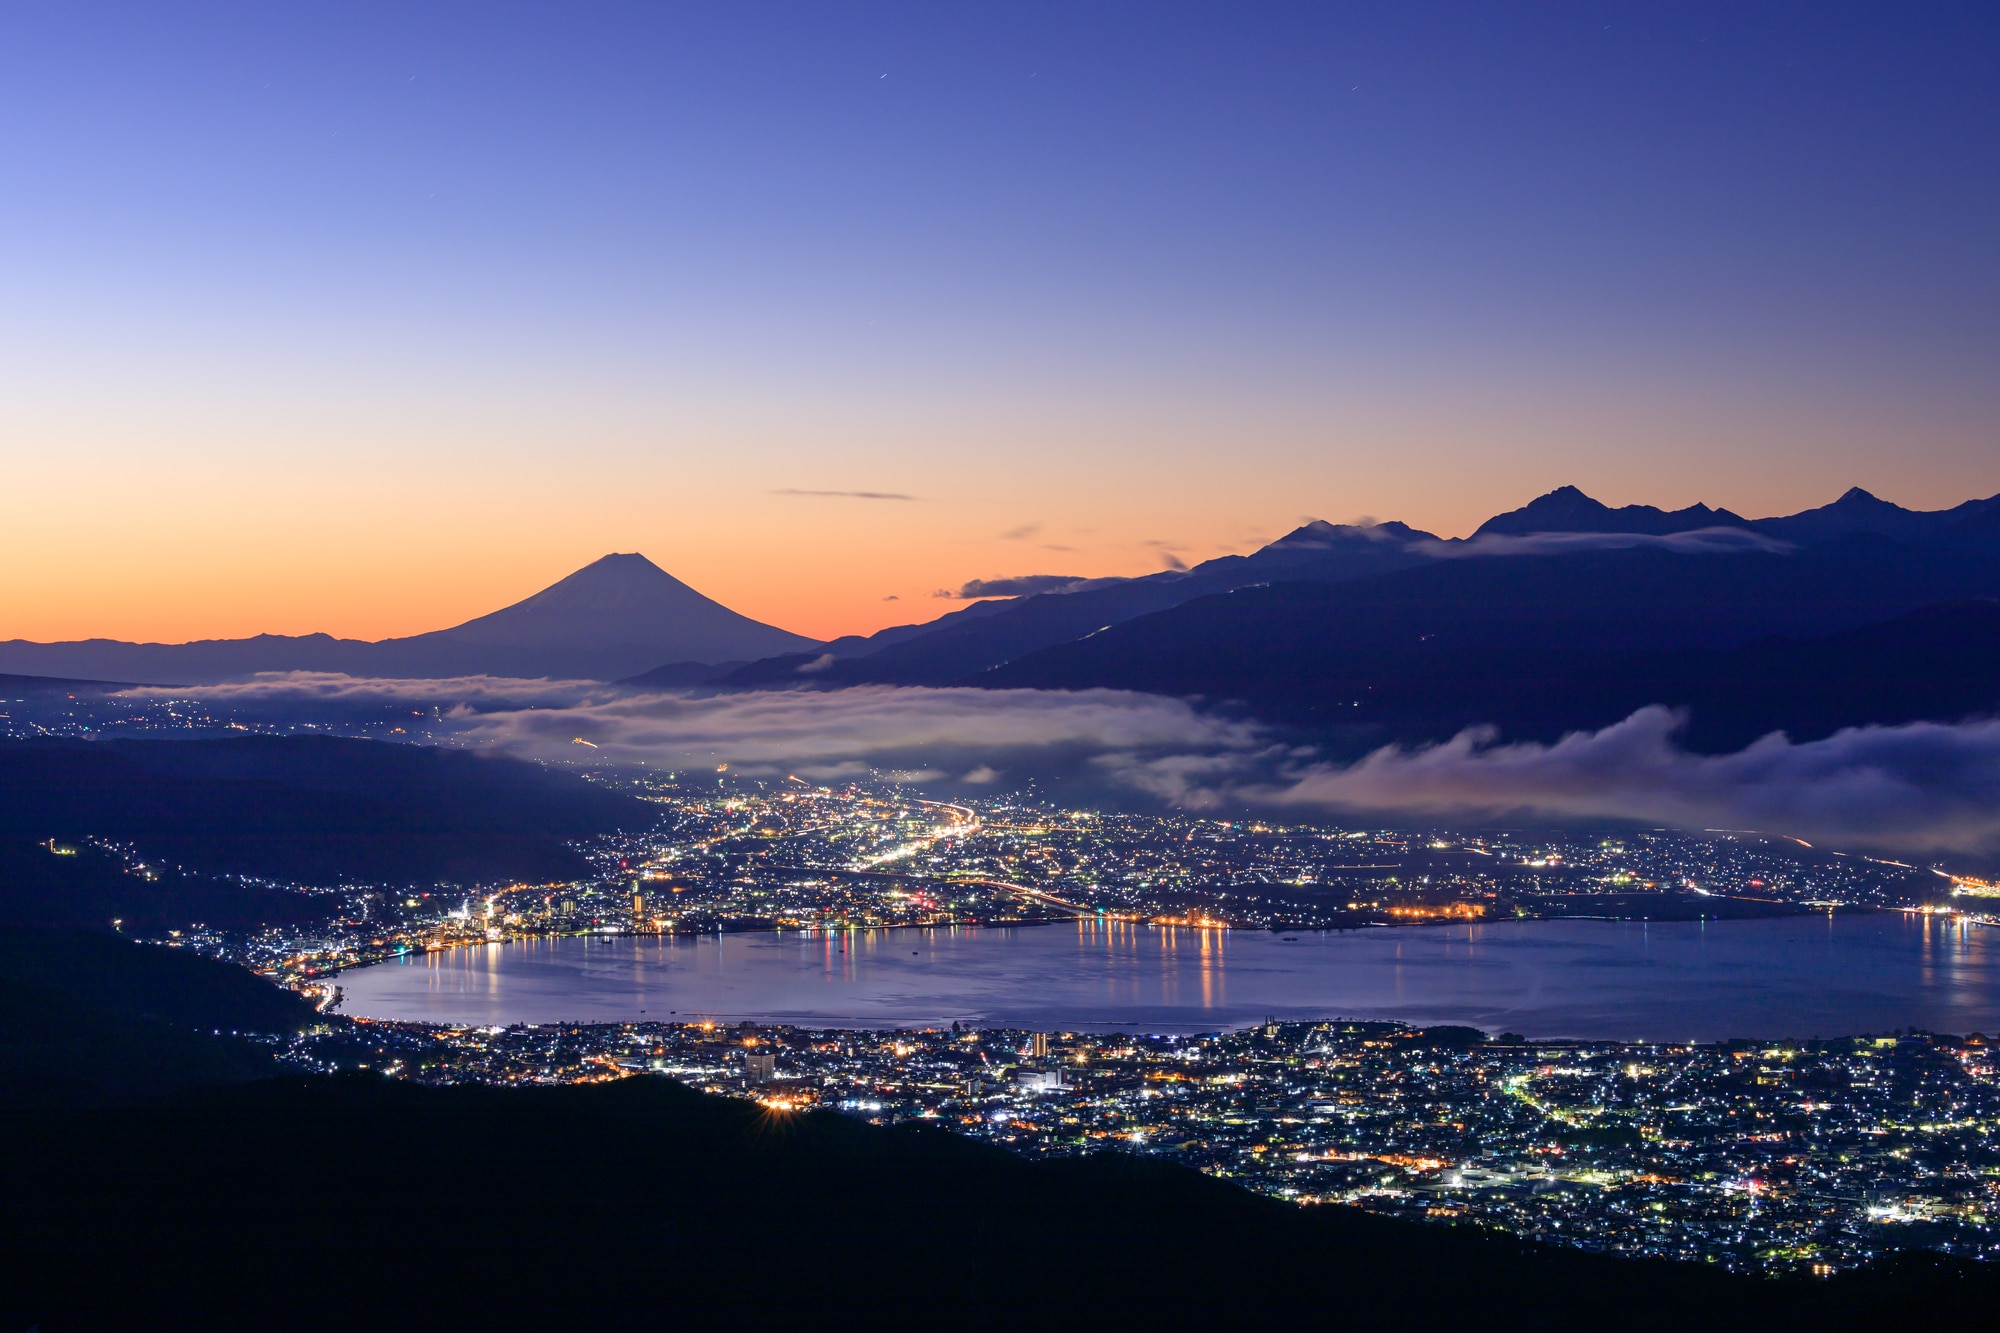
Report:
125,672,619,707
1423,527,1792,558
771,488,919,501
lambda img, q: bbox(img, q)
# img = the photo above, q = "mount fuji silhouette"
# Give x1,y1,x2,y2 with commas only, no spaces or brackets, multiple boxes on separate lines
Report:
0,554,819,684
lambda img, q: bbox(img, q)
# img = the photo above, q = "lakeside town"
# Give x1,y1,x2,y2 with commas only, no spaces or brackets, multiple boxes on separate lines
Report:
272,1011,2000,1277
125,770,1977,984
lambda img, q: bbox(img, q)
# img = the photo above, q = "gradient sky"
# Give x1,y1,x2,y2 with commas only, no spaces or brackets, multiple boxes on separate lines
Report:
5,2,1999,644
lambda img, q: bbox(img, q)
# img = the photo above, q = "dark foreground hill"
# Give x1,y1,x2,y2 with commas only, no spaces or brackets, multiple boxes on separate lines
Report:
1,935,1995,1329
5,1071,1996,1332
0,836,336,934
0,734,644,889
0,927,317,1109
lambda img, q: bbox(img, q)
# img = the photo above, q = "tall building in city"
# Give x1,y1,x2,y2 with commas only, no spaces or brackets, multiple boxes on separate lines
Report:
1029,1033,1049,1059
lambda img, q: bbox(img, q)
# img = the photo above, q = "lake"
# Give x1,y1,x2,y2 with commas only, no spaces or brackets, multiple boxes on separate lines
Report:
334,911,2000,1040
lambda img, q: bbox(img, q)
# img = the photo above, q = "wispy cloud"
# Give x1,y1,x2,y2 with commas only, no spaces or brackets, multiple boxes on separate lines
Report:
125,672,618,707
771,488,919,501
945,574,1090,599
1425,527,1791,558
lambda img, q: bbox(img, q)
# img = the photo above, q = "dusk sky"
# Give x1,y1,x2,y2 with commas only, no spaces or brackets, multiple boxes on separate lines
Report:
6,2,1999,644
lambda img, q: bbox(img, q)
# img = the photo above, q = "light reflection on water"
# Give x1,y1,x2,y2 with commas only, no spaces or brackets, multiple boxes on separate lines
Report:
336,911,2000,1040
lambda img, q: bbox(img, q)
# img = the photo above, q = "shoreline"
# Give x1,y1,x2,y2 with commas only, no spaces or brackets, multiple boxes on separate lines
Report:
327,911,2000,1041
326,897,1909,978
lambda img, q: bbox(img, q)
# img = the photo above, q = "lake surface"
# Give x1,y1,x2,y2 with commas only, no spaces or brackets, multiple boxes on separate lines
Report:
335,912,2000,1040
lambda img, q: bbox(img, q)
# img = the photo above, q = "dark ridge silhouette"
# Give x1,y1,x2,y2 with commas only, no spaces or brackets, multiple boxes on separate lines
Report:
1753,486,2000,546
0,671,137,693
0,927,318,1034
711,488,2000,694
1478,485,2000,546
984,544,2000,748
1474,485,1753,537
0,838,330,935
1605,599,2000,751
0,977,281,1111
0,927,316,1109
0,735,645,887
716,519,1441,688
4,1070,1993,1330
1,923,1993,1326
617,658,748,688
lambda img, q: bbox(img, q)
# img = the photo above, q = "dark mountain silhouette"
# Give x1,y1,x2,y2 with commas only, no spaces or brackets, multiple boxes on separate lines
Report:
1474,485,1752,537
0,837,332,936
0,927,320,1110
694,487,2000,751
1637,599,2000,750
5,1070,1994,1330
0,927,316,1039
984,542,2000,748
0,734,646,888
1753,486,2000,546
368,553,818,677
1477,485,2000,548
0,553,819,684
0,671,134,694
716,520,1441,688
618,658,750,688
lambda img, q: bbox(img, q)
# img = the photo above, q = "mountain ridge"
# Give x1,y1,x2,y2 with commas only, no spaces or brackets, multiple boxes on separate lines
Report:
1473,486,1752,538
9,485,2000,690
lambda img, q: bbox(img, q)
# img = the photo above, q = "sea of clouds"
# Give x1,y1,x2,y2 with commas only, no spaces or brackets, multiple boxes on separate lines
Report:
137,675,2000,858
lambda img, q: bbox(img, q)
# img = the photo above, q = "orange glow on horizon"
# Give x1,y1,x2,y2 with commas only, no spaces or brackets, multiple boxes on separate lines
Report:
6,379,1997,647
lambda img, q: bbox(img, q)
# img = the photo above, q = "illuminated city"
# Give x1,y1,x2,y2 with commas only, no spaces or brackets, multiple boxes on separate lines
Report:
271,1007,2000,1277
55,769,1979,1279
106,770,1971,981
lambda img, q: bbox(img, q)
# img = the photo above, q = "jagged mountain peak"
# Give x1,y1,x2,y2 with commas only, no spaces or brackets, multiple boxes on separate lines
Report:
1270,518,1425,548
1474,488,1746,539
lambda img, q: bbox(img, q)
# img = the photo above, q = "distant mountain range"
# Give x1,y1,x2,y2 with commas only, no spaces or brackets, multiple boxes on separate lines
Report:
0,554,818,684
717,484,2000,750
8,488,2000,755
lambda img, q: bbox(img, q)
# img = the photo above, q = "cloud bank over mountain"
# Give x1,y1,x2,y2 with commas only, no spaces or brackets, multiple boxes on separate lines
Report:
1254,707,2000,855
1426,527,1793,559
139,675,1269,787
136,675,2000,858
454,683,1269,780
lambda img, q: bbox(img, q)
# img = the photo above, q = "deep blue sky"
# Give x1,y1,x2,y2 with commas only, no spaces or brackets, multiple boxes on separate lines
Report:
5,2,1999,640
